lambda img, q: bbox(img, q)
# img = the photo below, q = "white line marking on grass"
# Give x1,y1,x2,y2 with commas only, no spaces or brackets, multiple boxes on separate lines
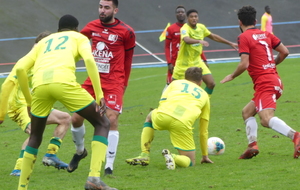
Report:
135,41,165,63
130,74,165,81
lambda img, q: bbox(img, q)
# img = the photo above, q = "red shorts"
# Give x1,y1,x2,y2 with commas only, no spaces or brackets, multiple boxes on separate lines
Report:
81,83,124,113
252,75,283,112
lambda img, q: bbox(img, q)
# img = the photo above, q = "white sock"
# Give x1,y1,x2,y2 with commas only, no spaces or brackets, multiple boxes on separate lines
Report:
245,117,258,144
71,124,85,155
269,117,295,139
105,130,119,170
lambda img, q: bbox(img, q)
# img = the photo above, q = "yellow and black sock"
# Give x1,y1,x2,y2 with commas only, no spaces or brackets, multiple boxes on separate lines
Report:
18,146,38,190
141,122,154,154
46,137,62,155
89,135,108,177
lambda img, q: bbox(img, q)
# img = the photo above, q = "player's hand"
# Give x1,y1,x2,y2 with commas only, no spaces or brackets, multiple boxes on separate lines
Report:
199,40,209,47
0,120,3,124
97,98,106,116
168,64,174,74
220,74,234,84
201,155,214,164
230,42,238,51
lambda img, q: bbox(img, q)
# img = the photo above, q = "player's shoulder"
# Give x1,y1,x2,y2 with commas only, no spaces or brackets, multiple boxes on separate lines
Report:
196,23,207,29
117,18,135,32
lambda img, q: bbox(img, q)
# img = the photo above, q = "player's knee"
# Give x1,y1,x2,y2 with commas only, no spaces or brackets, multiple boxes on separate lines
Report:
60,112,71,126
71,113,84,127
99,116,110,130
260,119,270,128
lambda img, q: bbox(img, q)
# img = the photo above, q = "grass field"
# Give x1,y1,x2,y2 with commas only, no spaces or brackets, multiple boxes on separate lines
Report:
1,58,300,190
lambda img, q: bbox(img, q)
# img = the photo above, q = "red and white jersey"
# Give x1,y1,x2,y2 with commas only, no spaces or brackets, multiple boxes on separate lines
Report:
81,18,135,86
238,28,281,83
165,22,183,65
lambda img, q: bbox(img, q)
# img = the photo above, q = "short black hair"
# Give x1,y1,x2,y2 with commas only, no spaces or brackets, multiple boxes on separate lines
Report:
58,14,79,31
102,0,118,7
185,67,203,83
265,5,270,11
176,5,185,12
186,9,198,17
237,6,256,26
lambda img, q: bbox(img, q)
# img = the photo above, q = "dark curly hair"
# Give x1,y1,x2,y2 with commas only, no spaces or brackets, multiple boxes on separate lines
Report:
237,6,256,26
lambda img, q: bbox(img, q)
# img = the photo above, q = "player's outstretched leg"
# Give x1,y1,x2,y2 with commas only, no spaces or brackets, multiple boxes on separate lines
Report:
125,152,150,166
84,176,118,190
67,148,88,173
239,142,259,159
162,149,176,170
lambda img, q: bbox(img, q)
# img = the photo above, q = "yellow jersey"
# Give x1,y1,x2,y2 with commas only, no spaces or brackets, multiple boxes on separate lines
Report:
15,30,103,105
158,79,210,129
173,23,211,79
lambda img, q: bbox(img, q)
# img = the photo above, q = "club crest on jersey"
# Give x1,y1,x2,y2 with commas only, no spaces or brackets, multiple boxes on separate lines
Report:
108,34,118,44
182,30,187,35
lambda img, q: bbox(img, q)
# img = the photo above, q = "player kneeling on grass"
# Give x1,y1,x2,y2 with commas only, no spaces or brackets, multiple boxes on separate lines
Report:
126,67,213,169
0,31,70,177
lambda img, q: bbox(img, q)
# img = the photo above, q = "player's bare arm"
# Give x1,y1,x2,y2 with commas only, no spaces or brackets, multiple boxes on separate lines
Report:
220,54,249,83
274,43,289,65
183,36,209,47
207,33,238,50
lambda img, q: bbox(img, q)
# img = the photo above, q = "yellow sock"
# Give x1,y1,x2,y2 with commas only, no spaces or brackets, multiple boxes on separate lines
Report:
18,146,38,190
14,150,25,170
173,154,192,168
15,158,23,170
141,122,154,154
46,137,62,154
89,135,108,177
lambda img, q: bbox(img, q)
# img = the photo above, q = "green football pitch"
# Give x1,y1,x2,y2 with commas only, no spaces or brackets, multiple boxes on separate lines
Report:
1,58,300,189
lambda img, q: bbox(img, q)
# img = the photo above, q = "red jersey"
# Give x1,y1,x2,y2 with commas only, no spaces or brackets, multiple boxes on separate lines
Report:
81,18,135,87
165,22,183,65
238,28,281,83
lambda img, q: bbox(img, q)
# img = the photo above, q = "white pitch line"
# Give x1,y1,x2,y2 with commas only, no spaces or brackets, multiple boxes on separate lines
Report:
135,41,165,63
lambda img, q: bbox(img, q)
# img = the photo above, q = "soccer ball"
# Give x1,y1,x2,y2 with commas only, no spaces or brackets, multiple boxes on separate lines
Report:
207,137,225,155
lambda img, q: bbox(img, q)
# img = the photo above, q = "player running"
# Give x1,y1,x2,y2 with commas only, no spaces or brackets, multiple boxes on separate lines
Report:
0,31,70,176
221,5,300,159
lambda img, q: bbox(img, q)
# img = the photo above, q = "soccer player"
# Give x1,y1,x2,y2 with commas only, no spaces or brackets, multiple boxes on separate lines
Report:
126,67,213,170
0,31,70,177
220,5,300,159
69,0,136,176
15,15,116,190
261,5,273,33
164,5,207,90
173,9,238,96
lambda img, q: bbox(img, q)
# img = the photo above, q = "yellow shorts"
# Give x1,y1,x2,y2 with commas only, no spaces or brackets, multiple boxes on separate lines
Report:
173,61,211,80
7,106,30,132
31,83,94,117
151,109,195,151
